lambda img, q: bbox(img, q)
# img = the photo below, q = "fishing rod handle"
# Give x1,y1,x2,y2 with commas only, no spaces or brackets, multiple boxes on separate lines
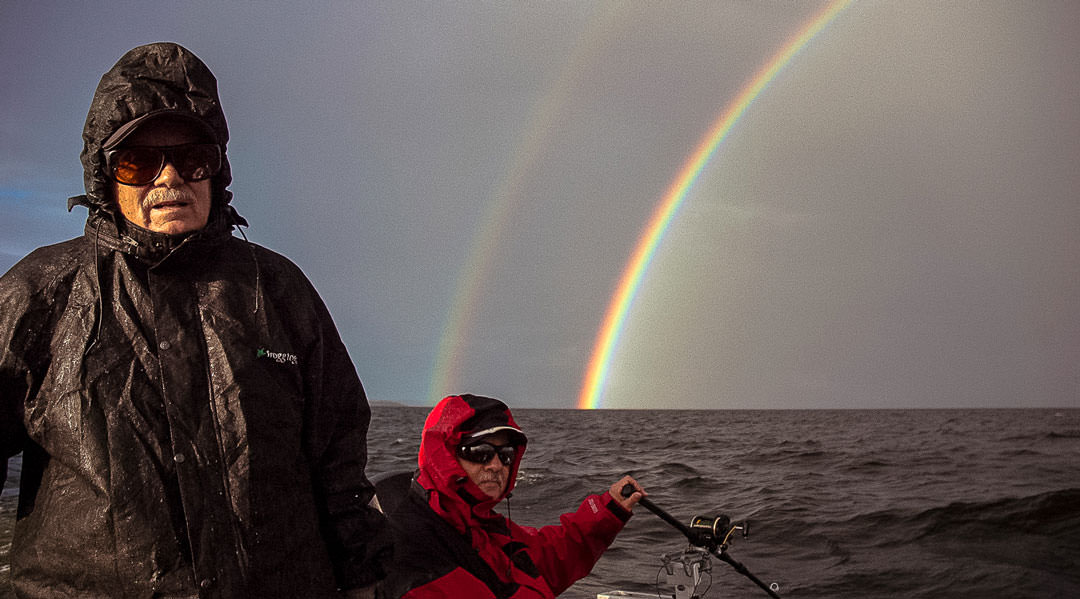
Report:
621,484,696,538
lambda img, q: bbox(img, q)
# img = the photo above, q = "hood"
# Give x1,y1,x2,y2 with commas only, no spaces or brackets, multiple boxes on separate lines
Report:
416,395,527,513
72,42,234,220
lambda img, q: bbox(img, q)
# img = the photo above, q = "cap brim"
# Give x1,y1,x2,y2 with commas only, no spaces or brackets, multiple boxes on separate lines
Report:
103,109,217,150
464,425,527,446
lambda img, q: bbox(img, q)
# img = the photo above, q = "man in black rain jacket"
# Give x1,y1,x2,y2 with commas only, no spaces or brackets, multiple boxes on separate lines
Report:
0,42,389,598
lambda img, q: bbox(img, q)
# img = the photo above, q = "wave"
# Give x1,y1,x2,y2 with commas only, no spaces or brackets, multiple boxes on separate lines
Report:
761,488,1080,551
994,429,1080,443
826,488,1077,534
737,488,1080,598
914,488,1080,539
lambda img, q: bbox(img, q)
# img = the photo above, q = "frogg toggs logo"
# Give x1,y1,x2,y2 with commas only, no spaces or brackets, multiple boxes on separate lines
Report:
256,348,298,365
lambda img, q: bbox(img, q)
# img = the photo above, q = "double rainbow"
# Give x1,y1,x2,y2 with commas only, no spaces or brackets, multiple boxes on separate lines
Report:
577,0,852,409
428,6,626,405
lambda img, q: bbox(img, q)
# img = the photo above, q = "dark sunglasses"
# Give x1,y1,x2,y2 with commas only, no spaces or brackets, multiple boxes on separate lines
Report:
105,143,222,186
456,442,517,466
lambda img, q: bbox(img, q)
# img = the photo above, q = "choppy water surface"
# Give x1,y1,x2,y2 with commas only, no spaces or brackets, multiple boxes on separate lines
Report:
4,408,1079,598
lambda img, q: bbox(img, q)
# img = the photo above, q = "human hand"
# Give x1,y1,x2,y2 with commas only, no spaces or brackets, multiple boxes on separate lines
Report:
608,475,646,513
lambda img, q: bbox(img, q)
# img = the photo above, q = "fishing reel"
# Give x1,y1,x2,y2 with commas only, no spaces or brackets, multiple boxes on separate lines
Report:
687,514,748,551
644,516,761,599
619,484,781,598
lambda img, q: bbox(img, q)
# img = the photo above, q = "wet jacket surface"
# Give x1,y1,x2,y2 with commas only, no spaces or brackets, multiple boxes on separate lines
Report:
379,395,630,599
0,43,388,598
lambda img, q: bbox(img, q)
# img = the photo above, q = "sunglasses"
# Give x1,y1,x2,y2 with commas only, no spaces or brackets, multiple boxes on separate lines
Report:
456,442,517,466
105,143,222,186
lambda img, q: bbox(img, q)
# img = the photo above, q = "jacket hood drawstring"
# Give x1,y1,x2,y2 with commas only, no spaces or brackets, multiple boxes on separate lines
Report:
83,218,104,357
504,494,513,579
233,218,261,315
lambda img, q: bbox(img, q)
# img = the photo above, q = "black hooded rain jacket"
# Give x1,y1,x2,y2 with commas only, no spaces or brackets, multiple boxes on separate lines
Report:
0,42,388,598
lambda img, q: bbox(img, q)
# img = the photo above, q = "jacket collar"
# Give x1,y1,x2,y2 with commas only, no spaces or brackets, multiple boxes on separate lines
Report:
84,206,234,267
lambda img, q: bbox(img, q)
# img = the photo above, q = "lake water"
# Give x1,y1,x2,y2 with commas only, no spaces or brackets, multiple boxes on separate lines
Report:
4,407,1079,598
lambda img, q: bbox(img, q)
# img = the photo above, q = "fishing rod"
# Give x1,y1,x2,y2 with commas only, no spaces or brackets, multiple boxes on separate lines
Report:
621,484,781,599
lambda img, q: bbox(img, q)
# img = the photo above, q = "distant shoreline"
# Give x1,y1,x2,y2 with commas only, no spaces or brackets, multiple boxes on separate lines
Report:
368,400,417,408
368,403,1079,411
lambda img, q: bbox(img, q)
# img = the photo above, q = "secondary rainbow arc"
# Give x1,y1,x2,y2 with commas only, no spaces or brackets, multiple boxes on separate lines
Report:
428,6,627,405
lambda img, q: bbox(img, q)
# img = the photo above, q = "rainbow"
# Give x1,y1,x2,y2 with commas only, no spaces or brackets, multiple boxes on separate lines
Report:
429,6,627,405
577,0,852,409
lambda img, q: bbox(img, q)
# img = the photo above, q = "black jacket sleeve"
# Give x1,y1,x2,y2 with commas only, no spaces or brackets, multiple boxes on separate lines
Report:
300,280,392,589
0,258,42,463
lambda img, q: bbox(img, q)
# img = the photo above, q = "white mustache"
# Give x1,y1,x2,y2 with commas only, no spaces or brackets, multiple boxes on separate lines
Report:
143,187,197,209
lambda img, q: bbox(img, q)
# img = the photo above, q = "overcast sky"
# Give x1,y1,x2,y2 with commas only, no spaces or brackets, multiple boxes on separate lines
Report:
2,1,1077,409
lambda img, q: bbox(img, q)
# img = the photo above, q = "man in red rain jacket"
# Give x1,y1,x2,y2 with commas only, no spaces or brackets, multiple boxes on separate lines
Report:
378,394,645,598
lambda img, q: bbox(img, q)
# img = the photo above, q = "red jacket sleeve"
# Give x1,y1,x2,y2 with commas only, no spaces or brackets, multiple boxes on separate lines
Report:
401,567,498,599
513,493,631,596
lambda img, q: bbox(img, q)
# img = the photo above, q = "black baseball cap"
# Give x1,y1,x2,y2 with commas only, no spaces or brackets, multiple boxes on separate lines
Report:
102,108,218,151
